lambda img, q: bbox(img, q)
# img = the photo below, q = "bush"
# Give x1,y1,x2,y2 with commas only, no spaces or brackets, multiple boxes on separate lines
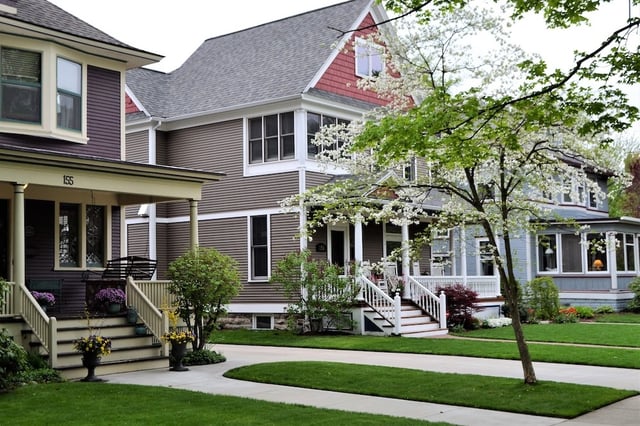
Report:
555,307,579,323
524,277,559,321
14,368,64,385
0,329,29,392
625,277,640,313
436,284,480,330
595,305,614,314
574,306,595,319
183,348,226,366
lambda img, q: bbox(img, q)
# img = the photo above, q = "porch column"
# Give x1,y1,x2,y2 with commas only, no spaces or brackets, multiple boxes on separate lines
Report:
354,217,364,300
401,223,410,298
460,225,468,286
13,183,26,287
607,231,618,291
189,200,199,249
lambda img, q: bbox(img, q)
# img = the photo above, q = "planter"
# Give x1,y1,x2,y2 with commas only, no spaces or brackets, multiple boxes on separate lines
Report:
170,342,189,371
134,325,147,336
81,353,104,382
126,307,138,324
107,303,121,314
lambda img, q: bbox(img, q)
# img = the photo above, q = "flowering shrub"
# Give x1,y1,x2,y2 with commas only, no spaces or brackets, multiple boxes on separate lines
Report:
31,291,55,307
555,307,578,323
94,288,126,305
482,317,512,328
73,335,112,356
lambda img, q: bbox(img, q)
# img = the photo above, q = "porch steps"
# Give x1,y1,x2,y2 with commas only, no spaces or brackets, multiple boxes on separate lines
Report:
46,315,168,380
366,300,448,338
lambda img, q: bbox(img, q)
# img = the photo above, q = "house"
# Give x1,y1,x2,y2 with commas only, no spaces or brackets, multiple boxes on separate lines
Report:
0,0,222,377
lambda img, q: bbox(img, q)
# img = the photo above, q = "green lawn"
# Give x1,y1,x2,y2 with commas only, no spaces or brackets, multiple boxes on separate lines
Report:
0,382,443,425
459,322,640,347
211,329,640,369
595,312,640,323
225,361,638,418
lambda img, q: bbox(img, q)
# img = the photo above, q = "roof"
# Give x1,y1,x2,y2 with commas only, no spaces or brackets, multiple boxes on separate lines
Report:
126,0,376,119
0,0,162,68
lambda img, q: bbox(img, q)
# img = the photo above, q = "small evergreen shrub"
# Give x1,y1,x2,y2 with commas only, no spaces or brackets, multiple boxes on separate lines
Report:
0,329,29,392
183,348,226,366
524,277,559,321
436,284,480,330
594,305,614,314
625,277,640,313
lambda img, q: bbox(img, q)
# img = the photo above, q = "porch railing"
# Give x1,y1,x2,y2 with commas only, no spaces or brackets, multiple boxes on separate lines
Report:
406,277,447,329
360,276,401,335
13,283,58,367
127,278,171,356
411,275,501,298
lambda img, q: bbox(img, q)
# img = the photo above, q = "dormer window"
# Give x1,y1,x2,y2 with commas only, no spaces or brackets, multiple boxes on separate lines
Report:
57,57,82,131
1,47,41,123
355,37,383,78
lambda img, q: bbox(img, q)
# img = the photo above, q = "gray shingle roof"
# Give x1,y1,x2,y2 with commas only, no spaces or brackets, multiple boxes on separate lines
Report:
1,0,131,48
127,0,373,119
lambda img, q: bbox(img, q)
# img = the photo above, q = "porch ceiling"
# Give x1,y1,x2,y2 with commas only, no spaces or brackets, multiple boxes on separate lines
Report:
0,147,224,204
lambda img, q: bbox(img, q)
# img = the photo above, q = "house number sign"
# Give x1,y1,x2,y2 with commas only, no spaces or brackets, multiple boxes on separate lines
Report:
63,175,74,185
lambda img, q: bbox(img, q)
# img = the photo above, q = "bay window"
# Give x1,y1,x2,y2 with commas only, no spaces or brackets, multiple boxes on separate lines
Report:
1,47,41,123
249,112,294,163
57,57,82,131
306,112,350,157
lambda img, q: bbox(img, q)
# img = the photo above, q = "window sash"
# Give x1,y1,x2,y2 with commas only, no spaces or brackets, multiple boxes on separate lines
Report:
355,38,383,77
250,215,268,279
1,47,41,123
57,57,82,131
248,113,295,163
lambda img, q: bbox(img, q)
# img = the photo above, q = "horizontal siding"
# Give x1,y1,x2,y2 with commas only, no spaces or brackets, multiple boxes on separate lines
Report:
306,171,333,189
127,222,149,258
125,130,148,163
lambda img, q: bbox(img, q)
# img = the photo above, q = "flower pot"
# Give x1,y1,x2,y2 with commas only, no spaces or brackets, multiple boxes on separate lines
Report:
107,303,121,314
81,352,104,382
170,342,189,371
135,325,147,336
126,307,138,324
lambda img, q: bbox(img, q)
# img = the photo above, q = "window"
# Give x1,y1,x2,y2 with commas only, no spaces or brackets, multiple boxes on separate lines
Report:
1,47,41,123
477,239,495,276
355,37,383,78
250,215,268,280
248,112,294,163
253,315,273,329
431,229,451,275
616,233,636,272
57,57,82,131
403,158,416,182
58,203,106,268
561,233,582,273
586,233,607,272
537,234,558,272
306,112,350,157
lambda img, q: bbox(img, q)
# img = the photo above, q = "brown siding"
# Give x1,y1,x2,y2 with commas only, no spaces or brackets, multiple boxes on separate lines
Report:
306,171,333,189
126,130,148,163
156,131,168,165
156,223,168,279
127,222,149,258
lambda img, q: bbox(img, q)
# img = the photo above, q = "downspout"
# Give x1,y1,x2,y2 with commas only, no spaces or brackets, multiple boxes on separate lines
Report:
148,119,161,274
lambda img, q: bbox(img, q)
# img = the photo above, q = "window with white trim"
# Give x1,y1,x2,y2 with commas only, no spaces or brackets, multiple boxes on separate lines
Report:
616,233,636,272
250,215,269,280
1,47,41,123
58,203,106,269
477,239,495,276
57,57,82,131
306,112,350,157
253,314,273,329
537,234,558,272
248,112,294,163
355,37,383,78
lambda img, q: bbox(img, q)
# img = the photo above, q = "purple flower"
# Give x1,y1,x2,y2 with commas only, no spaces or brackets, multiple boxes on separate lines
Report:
95,288,126,304
31,291,55,306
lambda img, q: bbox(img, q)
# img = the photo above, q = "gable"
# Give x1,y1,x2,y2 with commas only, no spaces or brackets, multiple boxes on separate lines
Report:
313,13,388,107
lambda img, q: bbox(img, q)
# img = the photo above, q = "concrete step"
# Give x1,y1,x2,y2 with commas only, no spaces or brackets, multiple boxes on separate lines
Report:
402,328,449,338
55,344,163,368
56,323,142,340
58,356,169,380
56,334,157,353
54,315,130,329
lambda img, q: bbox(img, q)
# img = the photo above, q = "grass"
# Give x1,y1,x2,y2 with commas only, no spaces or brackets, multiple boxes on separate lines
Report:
595,312,640,323
459,322,640,347
0,382,444,425
225,361,638,418
211,329,640,369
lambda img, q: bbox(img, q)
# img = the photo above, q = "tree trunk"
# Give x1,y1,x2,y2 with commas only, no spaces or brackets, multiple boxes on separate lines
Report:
504,278,537,384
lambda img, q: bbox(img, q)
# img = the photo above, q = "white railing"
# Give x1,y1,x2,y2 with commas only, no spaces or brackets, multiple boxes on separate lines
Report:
128,278,171,356
360,276,401,335
411,275,501,298
406,277,447,329
14,283,58,367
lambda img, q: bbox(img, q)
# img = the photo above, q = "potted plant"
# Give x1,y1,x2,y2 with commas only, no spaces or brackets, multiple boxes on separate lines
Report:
73,334,112,382
161,329,195,372
31,291,55,311
94,288,126,313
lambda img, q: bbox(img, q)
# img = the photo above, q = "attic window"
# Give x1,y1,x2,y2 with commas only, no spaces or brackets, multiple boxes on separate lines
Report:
355,37,383,78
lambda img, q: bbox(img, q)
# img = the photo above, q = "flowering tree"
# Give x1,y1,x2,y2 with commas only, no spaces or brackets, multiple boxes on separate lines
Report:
284,4,633,384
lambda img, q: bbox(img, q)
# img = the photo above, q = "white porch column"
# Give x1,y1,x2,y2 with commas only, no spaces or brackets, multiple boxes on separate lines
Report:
607,231,618,291
189,200,199,249
148,203,157,279
460,225,468,286
401,223,410,298
13,183,26,287
354,217,364,301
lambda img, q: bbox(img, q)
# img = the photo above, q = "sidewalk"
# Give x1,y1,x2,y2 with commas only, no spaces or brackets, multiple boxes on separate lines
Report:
106,344,640,425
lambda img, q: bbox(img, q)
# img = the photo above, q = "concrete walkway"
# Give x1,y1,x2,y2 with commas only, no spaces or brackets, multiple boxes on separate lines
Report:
106,344,640,425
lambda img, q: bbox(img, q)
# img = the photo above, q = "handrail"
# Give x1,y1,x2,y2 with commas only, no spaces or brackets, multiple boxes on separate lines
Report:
14,283,57,366
406,276,447,329
127,277,170,356
359,275,401,334
411,275,500,298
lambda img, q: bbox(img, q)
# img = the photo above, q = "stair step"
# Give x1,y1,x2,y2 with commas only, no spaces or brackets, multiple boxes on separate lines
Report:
56,323,142,340
55,344,164,368
56,334,157,353
57,356,169,380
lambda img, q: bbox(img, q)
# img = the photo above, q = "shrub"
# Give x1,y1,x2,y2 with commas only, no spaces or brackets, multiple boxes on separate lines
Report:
482,317,512,328
183,349,226,366
574,306,595,319
436,284,480,330
625,277,640,313
595,305,614,314
0,329,29,392
14,368,64,385
555,307,578,323
524,277,559,321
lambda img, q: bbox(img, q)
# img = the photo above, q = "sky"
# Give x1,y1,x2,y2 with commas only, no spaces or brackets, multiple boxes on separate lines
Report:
48,0,639,136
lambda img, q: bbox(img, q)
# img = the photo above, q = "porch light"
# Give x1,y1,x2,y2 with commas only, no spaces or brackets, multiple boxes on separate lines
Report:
544,247,554,255
592,259,604,270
